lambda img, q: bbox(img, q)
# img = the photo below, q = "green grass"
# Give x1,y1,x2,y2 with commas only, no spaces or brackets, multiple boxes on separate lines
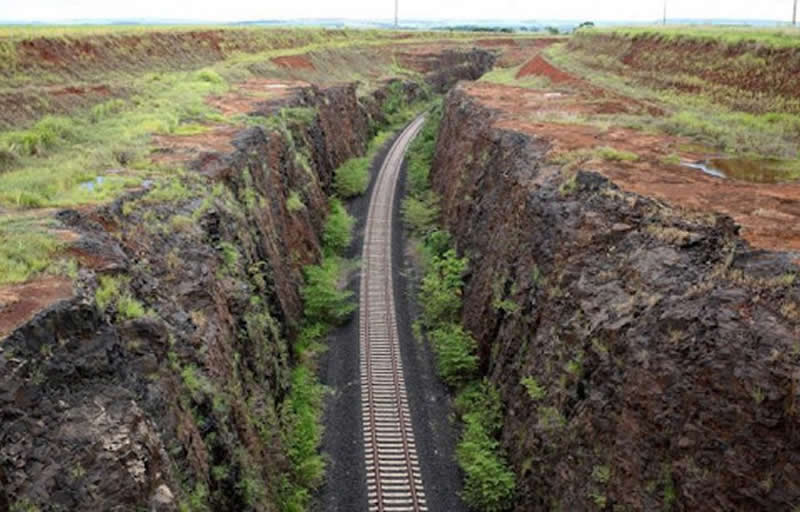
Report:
593,25,800,49
544,42,800,159
0,65,228,209
95,274,147,319
0,216,62,285
480,64,552,89
333,156,369,198
596,146,639,162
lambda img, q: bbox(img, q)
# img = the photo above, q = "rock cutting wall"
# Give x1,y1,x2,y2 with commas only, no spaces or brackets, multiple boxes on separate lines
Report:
431,85,800,511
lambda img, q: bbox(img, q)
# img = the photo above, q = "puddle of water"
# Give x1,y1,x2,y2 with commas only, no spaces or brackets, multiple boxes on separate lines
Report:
80,175,106,192
684,161,726,179
684,158,800,184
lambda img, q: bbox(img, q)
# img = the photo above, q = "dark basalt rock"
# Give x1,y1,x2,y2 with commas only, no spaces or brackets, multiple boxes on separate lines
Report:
430,85,800,511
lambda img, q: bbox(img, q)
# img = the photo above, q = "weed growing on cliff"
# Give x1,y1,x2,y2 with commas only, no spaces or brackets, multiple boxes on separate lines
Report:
9,500,41,512
286,190,305,212
95,275,147,320
333,156,369,198
522,377,547,400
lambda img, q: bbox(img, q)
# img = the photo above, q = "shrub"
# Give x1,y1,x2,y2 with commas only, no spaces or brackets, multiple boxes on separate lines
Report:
195,68,225,84
429,323,479,387
6,115,78,156
301,258,355,325
322,198,354,255
418,248,467,327
455,382,516,511
401,191,440,235
283,365,326,490
333,156,369,198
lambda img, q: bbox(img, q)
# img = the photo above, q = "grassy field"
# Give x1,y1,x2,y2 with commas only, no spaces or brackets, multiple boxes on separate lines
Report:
540,31,800,164
589,25,800,48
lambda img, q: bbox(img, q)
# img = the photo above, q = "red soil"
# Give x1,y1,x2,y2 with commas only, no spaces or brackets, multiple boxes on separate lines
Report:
0,278,74,339
516,55,575,83
465,75,800,252
271,55,315,70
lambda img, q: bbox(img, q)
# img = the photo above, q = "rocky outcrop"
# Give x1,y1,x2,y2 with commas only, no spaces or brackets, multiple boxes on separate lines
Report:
431,85,800,511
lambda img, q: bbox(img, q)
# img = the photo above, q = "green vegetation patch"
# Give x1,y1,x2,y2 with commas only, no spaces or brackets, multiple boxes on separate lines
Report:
455,382,517,512
282,187,358,510
321,198,355,256
0,216,64,285
333,156,370,198
480,64,552,89
595,26,800,49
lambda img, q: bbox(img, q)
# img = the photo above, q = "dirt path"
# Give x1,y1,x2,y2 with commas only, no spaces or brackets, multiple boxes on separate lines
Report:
316,117,467,511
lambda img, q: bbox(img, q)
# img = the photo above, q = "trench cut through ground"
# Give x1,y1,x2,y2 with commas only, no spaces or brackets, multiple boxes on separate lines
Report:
360,114,428,512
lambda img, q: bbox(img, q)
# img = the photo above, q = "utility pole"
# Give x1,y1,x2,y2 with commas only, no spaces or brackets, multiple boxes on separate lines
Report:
395,0,399,27
794,0,797,26
663,0,667,25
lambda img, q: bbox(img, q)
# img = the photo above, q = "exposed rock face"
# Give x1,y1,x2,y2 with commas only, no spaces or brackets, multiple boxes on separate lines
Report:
431,85,800,511
0,46,494,511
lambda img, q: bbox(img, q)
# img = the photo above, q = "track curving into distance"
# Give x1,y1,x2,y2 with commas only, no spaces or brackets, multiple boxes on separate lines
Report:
360,114,428,512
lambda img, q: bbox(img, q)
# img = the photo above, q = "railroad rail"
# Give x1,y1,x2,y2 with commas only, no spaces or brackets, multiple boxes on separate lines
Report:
360,114,428,512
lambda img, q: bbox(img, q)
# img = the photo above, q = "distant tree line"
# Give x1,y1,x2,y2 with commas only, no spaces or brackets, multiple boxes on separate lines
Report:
434,22,595,34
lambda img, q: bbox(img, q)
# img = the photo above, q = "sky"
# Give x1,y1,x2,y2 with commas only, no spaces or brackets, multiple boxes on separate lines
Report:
1,0,796,23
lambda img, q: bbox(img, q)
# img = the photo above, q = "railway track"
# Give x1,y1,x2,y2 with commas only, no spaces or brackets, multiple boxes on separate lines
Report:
360,114,428,512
